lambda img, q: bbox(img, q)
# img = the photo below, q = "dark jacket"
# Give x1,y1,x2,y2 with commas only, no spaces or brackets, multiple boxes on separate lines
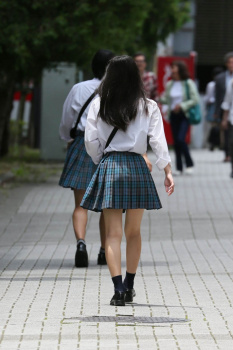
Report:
214,72,226,117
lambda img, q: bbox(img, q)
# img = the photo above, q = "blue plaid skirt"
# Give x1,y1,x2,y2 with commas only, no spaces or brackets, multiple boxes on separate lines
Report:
59,132,97,190
80,152,162,212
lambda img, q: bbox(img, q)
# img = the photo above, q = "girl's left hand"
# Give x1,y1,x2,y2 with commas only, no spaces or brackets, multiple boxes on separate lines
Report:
164,173,175,196
142,153,152,172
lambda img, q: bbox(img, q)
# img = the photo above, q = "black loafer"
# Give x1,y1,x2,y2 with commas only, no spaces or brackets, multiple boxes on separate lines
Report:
75,242,88,268
97,251,107,265
125,288,136,303
110,291,125,306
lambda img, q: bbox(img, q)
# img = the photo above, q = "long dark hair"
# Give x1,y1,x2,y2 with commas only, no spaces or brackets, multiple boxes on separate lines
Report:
171,60,190,80
98,55,148,131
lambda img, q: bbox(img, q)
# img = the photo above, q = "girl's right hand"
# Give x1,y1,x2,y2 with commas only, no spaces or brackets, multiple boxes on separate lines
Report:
164,173,174,196
142,153,152,172
67,140,74,149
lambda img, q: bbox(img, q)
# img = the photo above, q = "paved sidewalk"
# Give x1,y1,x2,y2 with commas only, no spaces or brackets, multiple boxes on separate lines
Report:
0,150,233,350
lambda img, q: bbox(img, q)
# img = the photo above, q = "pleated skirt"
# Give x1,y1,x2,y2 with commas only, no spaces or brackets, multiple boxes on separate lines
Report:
80,151,162,212
59,132,97,190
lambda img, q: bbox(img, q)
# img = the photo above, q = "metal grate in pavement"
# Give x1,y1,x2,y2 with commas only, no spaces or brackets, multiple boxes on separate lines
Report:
63,316,188,324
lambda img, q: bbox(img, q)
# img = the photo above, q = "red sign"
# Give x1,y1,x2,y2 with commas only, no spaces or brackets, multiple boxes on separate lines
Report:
157,53,196,145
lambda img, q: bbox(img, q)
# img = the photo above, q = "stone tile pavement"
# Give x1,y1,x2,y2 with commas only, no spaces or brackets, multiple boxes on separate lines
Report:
0,150,233,350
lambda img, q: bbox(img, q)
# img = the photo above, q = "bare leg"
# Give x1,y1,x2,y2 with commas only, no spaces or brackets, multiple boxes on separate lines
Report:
103,209,123,277
124,209,144,273
73,189,88,240
99,212,105,248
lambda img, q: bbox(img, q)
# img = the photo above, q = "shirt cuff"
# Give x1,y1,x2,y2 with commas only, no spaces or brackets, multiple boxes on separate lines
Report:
221,101,230,111
155,158,171,171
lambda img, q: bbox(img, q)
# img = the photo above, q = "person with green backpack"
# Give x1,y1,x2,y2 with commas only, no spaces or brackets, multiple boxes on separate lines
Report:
160,60,201,175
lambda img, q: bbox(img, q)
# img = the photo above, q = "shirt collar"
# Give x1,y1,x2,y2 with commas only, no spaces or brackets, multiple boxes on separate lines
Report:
226,71,233,77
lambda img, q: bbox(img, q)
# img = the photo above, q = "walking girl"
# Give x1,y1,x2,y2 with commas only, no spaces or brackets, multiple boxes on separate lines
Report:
81,56,174,305
160,61,199,175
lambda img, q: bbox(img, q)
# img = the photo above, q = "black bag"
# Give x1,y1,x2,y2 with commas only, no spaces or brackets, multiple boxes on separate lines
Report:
70,91,96,139
208,125,220,147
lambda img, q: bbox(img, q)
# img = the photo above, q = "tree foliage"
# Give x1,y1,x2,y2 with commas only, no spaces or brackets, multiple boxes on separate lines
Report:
0,0,190,80
0,0,190,155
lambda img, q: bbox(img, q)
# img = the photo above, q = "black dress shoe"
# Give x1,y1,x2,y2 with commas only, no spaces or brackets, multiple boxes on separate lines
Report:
125,288,136,303
75,242,88,268
110,291,125,306
97,251,107,265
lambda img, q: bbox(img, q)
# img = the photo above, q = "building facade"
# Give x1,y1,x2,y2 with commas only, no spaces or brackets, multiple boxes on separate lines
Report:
195,0,233,91
157,0,233,92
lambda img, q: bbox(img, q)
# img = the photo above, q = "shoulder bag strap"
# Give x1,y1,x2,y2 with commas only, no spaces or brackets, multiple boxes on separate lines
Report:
104,126,118,150
185,80,190,100
73,91,96,131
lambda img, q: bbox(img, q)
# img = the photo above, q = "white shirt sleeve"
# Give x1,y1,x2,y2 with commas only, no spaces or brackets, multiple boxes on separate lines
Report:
59,86,82,142
204,81,215,104
85,99,103,164
221,80,233,111
148,103,171,170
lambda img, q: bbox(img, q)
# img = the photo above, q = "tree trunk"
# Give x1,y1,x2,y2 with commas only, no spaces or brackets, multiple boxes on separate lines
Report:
0,76,15,157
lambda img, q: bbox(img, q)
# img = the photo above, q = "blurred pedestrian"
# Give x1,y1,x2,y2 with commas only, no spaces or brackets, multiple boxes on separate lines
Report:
215,52,233,162
205,67,223,150
221,79,233,178
81,56,174,306
160,61,199,175
59,49,114,267
133,53,157,101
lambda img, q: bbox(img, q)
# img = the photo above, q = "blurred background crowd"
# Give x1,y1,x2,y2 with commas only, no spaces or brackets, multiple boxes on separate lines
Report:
0,0,233,177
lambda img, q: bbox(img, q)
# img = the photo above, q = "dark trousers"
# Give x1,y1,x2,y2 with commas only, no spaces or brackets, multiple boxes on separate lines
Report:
229,124,233,169
170,111,194,172
220,110,230,157
224,128,229,157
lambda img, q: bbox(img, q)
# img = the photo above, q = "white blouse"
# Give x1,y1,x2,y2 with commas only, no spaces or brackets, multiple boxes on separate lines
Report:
204,81,216,104
221,79,233,125
170,81,183,110
59,78,100,142
85,97,171,170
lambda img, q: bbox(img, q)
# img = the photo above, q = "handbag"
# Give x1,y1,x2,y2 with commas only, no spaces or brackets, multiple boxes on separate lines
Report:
208,124,220,147
185,80,202,125
70,91,96,139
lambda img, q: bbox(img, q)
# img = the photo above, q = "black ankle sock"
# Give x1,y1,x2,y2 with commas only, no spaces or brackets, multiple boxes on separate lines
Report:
112,275,125,292
123,271,136,290
99,247,105,254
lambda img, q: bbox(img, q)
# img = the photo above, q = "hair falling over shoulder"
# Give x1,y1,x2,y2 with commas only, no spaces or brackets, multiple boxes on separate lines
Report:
97,55,148,131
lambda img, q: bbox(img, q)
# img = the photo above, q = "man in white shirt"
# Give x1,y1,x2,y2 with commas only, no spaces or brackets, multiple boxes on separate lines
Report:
215,52,233,161
221,79,233,178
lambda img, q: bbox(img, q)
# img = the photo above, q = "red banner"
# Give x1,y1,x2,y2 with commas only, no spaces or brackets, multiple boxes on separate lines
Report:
157,53,196,145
